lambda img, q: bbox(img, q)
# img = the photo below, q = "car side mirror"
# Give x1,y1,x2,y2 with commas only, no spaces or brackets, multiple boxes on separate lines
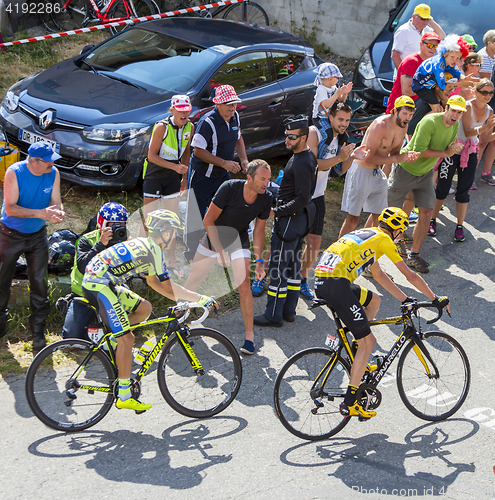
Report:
79,45,94,56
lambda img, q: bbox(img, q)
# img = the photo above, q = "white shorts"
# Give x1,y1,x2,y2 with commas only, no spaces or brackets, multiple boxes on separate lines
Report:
341,161,388,217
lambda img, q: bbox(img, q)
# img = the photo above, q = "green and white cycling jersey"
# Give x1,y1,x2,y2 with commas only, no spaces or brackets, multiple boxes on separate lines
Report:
83,237,170,286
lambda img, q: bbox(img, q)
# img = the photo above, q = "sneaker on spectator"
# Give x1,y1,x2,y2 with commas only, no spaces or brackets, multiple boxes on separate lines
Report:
406,254,429,273
409,211,418,222
240,340,255,355
300,282,314,300
454,226,465,242
251,277,265,297
481,171,495,185
470,181,477,190
428,219,437,236
395,240,408,258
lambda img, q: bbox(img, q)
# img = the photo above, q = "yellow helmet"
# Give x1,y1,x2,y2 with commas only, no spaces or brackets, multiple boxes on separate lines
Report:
378,207,409,233
145,209,184,248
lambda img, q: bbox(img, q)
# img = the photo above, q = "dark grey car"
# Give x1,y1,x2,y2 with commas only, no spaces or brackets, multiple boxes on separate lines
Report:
0,17,318,189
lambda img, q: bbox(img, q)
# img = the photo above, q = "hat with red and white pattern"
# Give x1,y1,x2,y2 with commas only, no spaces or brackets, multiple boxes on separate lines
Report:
171,95,192,111
212,85,241,104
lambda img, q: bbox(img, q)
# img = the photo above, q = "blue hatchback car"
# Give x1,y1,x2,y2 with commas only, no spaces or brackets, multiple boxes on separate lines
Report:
0,18,319,189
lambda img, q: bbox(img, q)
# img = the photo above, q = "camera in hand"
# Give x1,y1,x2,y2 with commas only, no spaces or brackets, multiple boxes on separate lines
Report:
111,223,128,242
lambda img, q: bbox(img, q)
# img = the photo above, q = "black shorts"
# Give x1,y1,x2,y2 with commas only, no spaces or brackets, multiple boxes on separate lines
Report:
143,174,181,199
309,195,326,236
314,276,373,340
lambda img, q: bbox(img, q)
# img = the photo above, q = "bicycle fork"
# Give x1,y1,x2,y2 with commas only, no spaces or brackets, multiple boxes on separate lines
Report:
310,353,339,414
176,329,204,374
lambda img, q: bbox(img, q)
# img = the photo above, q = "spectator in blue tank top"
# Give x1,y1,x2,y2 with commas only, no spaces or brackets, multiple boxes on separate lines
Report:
0,142,65,350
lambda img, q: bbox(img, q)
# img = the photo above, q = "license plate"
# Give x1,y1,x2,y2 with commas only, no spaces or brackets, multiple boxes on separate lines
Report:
383,96,389,107
18,129,60,153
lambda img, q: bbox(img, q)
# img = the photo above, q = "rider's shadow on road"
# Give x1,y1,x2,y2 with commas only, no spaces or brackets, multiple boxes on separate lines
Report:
279,419,478,496
28,416,247,488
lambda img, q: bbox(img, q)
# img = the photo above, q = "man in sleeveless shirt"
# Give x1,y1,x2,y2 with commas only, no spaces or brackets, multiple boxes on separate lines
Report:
0,142,64,349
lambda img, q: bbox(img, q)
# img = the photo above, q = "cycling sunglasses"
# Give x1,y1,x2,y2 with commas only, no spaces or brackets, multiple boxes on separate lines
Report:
422,42,438,49
285,132,305,140
478,89,495,96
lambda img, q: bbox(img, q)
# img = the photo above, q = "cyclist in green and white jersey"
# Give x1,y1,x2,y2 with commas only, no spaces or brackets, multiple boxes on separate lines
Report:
82,210,216,413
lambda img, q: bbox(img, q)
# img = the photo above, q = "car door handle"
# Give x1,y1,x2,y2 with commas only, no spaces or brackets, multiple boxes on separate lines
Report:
268,102,282,109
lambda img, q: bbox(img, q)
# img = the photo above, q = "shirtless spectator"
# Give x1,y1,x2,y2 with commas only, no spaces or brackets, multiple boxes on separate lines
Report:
391,3,445,71
339,96,420,238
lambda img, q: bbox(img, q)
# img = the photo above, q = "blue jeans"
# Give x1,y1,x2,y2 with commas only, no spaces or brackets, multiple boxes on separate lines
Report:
62,298,96,340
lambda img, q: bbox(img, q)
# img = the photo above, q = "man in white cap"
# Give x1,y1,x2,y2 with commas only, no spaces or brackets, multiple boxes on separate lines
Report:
0,141,64,349
183,84,249,262
391,3,445,71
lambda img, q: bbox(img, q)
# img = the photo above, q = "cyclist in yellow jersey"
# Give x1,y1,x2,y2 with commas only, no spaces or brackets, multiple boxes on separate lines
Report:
82,210,216,413
314,207,450,419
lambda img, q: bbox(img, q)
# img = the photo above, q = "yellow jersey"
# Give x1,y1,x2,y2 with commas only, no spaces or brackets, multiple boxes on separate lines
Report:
315,228,402,282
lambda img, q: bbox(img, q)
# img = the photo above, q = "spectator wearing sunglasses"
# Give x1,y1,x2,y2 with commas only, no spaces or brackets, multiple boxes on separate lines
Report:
391,3,445,72
386,31,440,115
254,115,317,327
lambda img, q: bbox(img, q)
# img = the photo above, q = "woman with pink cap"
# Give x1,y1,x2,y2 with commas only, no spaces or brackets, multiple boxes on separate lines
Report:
141,95,194,278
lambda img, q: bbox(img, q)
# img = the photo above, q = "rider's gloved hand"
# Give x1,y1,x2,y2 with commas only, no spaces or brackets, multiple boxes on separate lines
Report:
402,296,416,305
198,295,218,311
433,296,449,309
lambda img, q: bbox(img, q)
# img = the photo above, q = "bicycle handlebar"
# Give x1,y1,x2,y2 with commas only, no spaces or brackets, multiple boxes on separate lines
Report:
174,302,210,325
401,299,449,324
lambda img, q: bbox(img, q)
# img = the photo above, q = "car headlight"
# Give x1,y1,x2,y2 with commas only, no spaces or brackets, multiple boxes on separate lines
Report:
357,49,376,80
83,123,150,143
3,81,22,112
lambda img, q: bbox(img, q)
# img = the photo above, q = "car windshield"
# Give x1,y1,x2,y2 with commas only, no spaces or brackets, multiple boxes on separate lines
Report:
82,28,223,94
390,0,494,48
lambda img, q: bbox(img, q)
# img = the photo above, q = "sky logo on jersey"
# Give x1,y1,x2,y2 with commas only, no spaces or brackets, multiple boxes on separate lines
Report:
344,233,364,245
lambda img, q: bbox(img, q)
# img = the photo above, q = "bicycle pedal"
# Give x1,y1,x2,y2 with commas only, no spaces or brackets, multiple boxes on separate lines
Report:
135,409,147,415
358,415,371,422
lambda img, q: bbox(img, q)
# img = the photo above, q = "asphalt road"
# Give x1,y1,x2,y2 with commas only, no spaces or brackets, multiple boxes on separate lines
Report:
2,180,495,500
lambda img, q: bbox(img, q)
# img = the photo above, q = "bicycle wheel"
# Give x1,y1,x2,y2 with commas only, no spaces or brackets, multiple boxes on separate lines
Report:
222,1,269,25
396,331,470,421
50,0,89,32
25,339,117,432
273,348,351,441
157,328,242,418
108,0,157,35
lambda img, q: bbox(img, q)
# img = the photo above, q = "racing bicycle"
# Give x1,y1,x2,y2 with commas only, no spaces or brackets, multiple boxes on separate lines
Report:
170,0,269,25
40,0,158,34
25,299,242,432
273,299,471,441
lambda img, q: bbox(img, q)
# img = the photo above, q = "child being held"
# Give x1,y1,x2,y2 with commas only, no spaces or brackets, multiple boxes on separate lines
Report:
312,62,353,158
411,34,475,115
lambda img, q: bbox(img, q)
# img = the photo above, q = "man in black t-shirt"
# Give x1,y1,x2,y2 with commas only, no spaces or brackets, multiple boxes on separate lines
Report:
184,159,273,355
254,115,318,327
